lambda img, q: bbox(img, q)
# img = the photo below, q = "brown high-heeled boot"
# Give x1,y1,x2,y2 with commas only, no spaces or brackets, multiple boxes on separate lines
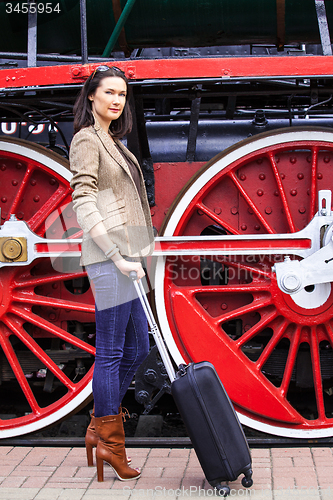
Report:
85,409,99,467
85,407,131,467
95,412,141,482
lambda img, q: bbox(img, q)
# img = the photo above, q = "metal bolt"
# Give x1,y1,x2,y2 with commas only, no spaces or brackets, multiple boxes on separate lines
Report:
33,195,40,202
221,303,228,310
239,174,246,181
299,206,306,214
231,207,238,215
265,207,272,214
290,189,297,196
12,180,18,186
254,224,260,230
259,173,266,180
241,224,247,231
324,156,330,163
290,157,297,164
214,207,221,215
297,173,304,180
317,173,323,179
257,189,264,196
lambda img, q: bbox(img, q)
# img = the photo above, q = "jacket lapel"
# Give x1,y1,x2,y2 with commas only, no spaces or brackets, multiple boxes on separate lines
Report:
92,117,145,194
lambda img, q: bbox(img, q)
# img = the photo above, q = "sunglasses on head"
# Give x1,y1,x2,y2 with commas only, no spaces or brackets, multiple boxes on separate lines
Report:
91,65,125,80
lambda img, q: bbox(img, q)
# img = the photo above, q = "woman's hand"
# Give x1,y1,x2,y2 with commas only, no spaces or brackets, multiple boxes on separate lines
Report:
114,258,145,280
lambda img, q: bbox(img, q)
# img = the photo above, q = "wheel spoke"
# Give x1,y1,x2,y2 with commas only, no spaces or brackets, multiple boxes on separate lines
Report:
267,152,296,232
280,326,301,397
257,319,289,369
14,269,87,289
0,328,40,414
7,164,34,217
3,316,76,391
309,326,326,421
216,296,273,325
10,305,95,355
196,201,240,234
28,185,72,234
13,292,94,314
235,309,278,348
228,171,276,233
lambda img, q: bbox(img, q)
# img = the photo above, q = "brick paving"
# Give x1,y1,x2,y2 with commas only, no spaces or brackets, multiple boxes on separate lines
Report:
0,445,332,499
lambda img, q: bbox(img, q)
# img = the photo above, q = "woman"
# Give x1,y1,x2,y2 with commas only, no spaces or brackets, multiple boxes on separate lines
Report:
70,66,154,482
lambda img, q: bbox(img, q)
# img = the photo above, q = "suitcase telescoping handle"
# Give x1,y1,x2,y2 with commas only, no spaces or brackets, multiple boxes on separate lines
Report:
129,271,176,383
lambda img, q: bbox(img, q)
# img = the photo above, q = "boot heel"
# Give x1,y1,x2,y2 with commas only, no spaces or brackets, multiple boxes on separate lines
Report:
85,441,94,467
96,454,104,482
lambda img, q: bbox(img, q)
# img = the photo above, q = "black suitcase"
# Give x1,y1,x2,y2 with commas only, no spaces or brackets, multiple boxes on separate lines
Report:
171,361,253,495
130,274,253,497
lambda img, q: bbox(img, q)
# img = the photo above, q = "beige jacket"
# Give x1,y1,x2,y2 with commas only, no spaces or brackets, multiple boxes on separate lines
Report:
69,119,154,266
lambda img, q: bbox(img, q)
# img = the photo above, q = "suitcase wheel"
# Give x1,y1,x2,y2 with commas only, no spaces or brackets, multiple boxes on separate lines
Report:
241,473,253,488
215,484,230,497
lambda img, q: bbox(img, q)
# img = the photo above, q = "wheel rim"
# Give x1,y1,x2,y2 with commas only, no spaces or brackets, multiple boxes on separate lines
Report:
0,138,95,438
155,127,333,438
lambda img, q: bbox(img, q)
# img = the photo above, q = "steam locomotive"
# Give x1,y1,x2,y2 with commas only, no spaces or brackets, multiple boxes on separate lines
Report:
1,0,333,440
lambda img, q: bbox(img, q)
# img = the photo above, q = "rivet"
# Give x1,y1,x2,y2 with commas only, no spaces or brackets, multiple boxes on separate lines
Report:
274,190,279,197
30,179,36,186
306,155,312,163
317,173,323,179
256,158,263,164
33,195,40,202
239,173,246,181
52,283,58,289
324,156,330,163
49,178,56,185
0,164,6,171
214,207,221,215
299,206,306,214
259,173,266,180
247,207,253,214
297,173,304,180
257,189,264,196
12,180,18,186
197,209,204,216
231,207,238,215
49,313,56,321
265,207,272,214
290,157,297,164
1,197,7,203
254,224,261,230
17,212,24,219
241,224,247,231
221,303,228,310
281,173,285,179
275,156,280,163
290,189,297,196
16,162,23,169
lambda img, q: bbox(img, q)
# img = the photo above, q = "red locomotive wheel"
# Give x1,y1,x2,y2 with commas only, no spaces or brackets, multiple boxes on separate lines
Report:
0,138,95,438
155,127,333,438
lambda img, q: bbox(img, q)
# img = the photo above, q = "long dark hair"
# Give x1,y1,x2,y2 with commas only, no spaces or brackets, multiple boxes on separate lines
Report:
73,66,133,137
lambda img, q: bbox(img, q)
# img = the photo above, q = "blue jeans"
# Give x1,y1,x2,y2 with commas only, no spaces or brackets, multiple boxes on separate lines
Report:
86,260,149,417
